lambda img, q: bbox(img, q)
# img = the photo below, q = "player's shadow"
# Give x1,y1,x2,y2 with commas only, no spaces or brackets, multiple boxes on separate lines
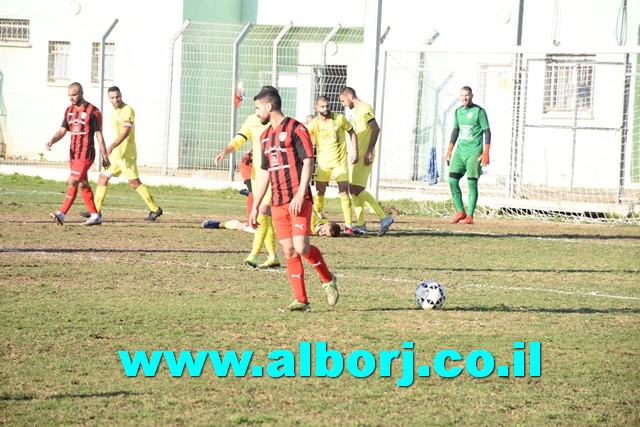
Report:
0,390,138,401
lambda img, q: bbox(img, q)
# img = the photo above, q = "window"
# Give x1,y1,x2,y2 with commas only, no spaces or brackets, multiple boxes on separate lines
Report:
314,65,347,113
543,55,595,116
0,18,30,45
91,42,116,84
48,41,71,83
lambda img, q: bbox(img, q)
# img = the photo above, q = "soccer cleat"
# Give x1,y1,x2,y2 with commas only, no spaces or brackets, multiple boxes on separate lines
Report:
258,255,281,269
287,299,311,312
462,215,474,224
318,212,327,220
351,224,367,236
239,188,250,196
244,254,258,268
450,211,467,224
50,211,64,225
323,273,339,306
343,226,354,237
377,215,394,237
202,220,221,229
79,211,91,219
82,214,102,226
145,207,163,221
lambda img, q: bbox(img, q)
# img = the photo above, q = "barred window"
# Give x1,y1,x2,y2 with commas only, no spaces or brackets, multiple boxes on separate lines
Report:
314,65,347,113
543,55,595,116
48,41,71,84
0,18,30,44
91,42,116,84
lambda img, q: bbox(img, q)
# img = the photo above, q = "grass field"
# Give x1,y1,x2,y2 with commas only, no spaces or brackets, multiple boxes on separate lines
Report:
1,173,639,426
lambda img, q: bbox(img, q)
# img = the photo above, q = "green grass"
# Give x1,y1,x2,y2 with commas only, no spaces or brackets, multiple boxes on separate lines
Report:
1,173,639,426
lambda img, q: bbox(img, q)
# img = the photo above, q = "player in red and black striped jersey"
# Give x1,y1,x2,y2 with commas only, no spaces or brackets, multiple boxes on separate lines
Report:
249,87,338,312
45,82,110,226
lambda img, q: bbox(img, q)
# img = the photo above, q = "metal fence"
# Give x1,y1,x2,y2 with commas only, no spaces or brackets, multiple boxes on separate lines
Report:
1,20,639,222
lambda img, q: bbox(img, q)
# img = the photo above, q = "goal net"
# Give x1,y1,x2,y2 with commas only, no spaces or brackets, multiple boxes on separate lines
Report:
375,47,640,223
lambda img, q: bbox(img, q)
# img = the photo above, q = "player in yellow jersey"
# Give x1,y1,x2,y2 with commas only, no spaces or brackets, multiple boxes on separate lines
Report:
214,88,279,268
307,96,358,236
339,87,394,236
81,86,162,222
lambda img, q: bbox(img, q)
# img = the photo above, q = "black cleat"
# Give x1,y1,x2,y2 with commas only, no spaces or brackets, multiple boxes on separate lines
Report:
145,207,163,221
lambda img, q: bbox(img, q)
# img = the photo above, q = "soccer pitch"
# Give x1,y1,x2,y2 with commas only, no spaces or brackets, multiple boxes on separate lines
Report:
1,174,639,426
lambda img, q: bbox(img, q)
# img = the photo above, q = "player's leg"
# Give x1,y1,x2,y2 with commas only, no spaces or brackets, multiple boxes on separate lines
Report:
272,204,309,311
244,179,253,224
448,151,467,223
349,162,369,231
292,199,338,306
463,154,482,224
313,165,331,218
258,204,280,268
333,164,353,234
336,181,353,233
51,161,82,224
93,160,120,214
121,158,162,220
314,181,328,217
76,159,102,226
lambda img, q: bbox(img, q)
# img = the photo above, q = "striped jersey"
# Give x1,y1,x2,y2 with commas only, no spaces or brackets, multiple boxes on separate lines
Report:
259,117,314,206
61,101,102,160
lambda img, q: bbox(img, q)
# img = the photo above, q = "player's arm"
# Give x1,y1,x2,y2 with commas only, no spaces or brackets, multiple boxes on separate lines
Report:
289,124,314,215
214,134,247,166
364,118,380,166
479,129,491,166
45,127,67,151
107,122,131,156
347,128,359,164
478,109,491,166
95,130,110,168
290,156,313,216
445,128,459,166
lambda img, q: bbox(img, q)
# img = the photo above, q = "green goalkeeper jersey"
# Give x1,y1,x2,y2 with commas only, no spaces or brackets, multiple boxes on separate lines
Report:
452,104,490,157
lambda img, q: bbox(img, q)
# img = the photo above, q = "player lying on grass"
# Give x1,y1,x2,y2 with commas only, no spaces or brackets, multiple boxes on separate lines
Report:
203,210,341,238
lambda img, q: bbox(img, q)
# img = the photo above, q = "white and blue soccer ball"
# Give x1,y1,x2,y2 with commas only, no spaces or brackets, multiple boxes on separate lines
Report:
415,280,446,310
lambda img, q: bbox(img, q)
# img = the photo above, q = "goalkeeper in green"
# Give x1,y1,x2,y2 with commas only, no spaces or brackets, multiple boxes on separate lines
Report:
445,86,491,225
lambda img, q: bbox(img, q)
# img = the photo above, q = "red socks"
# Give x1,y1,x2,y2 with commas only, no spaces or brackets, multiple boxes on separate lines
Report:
303,245,332,283
286,255,308,303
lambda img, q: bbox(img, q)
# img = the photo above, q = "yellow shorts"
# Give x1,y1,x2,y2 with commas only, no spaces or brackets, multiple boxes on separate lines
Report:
315,161,349,183
104,156,139,181
251,178,272,206
349,159,373,187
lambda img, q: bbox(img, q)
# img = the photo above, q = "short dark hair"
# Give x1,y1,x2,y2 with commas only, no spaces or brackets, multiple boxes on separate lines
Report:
340,86,356,97
253,86,281,110
69,82,83,94
461,86,473,93
329,222,341,237
108,86,121,93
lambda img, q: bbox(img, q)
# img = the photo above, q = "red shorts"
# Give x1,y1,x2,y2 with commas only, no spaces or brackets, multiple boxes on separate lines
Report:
271,199,312,240
69,158,95,182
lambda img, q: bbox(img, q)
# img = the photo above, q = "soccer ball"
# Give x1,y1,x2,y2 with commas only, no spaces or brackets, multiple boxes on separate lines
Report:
415,280,446,310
